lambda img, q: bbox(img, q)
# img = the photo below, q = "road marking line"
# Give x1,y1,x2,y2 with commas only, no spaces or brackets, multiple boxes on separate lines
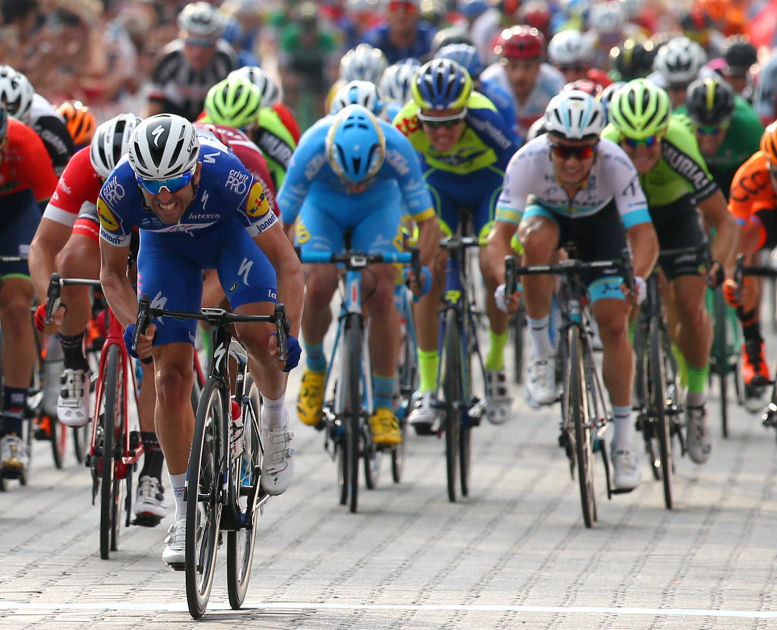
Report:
1,601,776,618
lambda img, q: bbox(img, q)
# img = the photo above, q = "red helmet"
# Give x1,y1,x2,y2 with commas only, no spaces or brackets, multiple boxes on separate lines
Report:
518,2,552,41
493,25,545,60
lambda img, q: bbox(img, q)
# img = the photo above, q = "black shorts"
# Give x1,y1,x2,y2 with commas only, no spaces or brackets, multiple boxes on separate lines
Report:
650,195,706,279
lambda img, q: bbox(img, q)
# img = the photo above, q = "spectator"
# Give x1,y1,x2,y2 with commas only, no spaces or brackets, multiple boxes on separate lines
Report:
361,0,437,64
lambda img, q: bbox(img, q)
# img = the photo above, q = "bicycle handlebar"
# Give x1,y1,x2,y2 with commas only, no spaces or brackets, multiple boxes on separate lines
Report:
300,249,417,268
439,235,485,251
45,273,103,325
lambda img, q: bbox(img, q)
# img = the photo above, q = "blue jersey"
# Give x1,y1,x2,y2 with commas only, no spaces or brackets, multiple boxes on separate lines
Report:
97,130,275,248
278,116,435,227
360,23,437,64
479,79,521,145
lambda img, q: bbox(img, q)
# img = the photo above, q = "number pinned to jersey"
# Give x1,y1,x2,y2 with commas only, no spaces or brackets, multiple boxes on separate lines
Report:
97,198,120,231
246,181,270,218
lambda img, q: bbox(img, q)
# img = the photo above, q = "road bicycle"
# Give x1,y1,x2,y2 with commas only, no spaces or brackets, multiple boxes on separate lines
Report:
436,236,488,503
301,249,419,513
134,296,289,618
506,251,633,527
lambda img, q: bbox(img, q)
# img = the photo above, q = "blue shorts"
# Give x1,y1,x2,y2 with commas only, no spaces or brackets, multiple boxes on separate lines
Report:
0,189,41,278
424,166,503,238
137,218,276,347
295,192,403,254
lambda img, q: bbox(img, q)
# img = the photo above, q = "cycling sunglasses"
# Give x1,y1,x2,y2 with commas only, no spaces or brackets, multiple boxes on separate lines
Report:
417,109,468,129
135,170,194,195
549,142,597,161
620,134,660,149
696,122,729,136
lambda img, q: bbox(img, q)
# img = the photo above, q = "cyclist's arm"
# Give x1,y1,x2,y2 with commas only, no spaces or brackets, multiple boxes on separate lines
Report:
99,238,137,328
625,222,659,281
28,218,72,302
251,222,303,337
698,189,739,276
414,214,442,269
485,220,519,286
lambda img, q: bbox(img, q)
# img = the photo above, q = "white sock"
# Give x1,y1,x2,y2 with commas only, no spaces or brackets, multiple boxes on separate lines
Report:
169,472,186,522
527,316,554,359
611,405,634,451
261,394,287,430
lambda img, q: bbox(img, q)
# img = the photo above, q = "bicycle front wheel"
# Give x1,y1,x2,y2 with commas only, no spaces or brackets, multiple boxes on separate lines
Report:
227,378,262,609
343,314,363,513
186,378,224,619
441,308,462,503
649,318,673,510
568,328,596,527
100,345,124,559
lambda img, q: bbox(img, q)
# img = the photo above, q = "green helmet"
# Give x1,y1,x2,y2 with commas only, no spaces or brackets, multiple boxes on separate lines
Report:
204,77,262,129
608,78,671,140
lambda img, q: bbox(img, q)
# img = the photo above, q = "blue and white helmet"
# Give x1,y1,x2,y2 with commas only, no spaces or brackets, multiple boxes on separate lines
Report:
436,43,484,80
325,105,386,184
339,44,389,84
543,90,606,141
378,58,421,106
330,80,384,118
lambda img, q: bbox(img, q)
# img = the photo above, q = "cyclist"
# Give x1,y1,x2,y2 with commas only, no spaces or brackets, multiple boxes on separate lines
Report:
360,0,437,64
0,106,59,479
378,58,422,121
481,25,564,138
97,114,302,565
281,104,440,445
394,58,521,426
547,29,610,89
724,123,777,408
603,79,739,465
714,35,758,103
326,43,389,113
677,76,763,199
608,36,658,82
330,80,386,118
486,90,659,491
27,113,170,525
56,100,97,152
647,35,713,109
144,1,236,120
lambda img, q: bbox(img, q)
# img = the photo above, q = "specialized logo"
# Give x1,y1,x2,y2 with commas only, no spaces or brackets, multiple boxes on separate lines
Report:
150,291,168,324
246,181,270,218
151,124,165,147
202,151,220,164
97,198,120,231
238,257,253,285
226,169,250,195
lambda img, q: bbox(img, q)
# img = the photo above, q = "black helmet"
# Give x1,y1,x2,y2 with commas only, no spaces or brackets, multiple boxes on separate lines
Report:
723,35,757,75
685,76,735,126
610,37,656,81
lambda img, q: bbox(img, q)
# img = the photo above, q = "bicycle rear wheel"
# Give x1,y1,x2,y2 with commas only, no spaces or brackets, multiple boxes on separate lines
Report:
441,308,463,503
100,345,124,559
186,378,224,619
343,314,363,513
568,328,596,527
649,318,673,510
510,305,526,384
227,379,261,609
712,287,730,438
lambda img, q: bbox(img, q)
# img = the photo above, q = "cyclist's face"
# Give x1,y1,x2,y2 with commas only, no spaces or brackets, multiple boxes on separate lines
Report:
183,35,217,70
558,65,589,83
419,107,467,151
695,125,727,156
139,164,201,224
549,138,598,187
620,136,662,173
501,58,541,100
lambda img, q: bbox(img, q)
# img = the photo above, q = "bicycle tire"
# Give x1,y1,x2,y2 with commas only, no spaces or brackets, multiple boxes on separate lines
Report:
442,308,462,503
100,345,124,559
185,378,224,619
649,317,673,510
511,306,526,384
712,287,729,438
227,378,261,609
459,314,477,498
72,423,87,464
343,314,362,513
49,415,66,469
568,327,596,528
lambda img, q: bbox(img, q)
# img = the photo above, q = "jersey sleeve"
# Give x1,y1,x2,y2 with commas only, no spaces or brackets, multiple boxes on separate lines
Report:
465,93,522,169
43,148,101,227
383,124,435,222
494,145,537,225
19,123,59,202
97,173,133,248
277,123,328,225
32,114,74,176
602,139,652,228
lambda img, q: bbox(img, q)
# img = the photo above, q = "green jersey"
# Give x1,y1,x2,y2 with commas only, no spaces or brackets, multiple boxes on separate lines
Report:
601,115,718,208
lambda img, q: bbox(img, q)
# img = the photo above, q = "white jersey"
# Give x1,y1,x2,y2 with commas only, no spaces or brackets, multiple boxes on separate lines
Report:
480,62,565,138
495,135,651,228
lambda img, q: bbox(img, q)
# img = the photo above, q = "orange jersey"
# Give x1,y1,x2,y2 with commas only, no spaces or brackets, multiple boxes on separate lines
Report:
0,118,58,201
728,151,777,248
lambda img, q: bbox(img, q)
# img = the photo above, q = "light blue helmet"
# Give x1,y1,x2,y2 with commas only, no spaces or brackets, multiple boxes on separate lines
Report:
325,105,386,184
436,43,484,80
543,90,606,141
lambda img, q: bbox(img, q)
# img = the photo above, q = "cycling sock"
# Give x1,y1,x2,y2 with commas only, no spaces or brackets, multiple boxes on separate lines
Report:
372,374,396,410
736,308,762,343
1,387,26,436
304,342,326,372
611,405,633,451
686,364,709,396
628,320,636,345
169,472,186,522
139,432,164,482
527,316,554,359
418,349,438,393
686,390,707,408
485,330,508,371
58,331,89,371
672,345,688,389
261,394,287,429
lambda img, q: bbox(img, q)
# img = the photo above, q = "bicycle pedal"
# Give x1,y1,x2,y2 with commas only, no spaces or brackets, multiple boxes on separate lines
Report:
132,514,163,528
611,486,637,495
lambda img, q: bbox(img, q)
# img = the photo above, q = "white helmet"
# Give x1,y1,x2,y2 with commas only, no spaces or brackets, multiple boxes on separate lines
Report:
128,114,200,180
339,44,388,84
177,2,226,38
91,113,142,178
653,36,707,86
378,58,422,105
330,80,384,117
543,90,606,141
587,1,626,36
548,30,594,67
228,65,283,106
0,65,33,123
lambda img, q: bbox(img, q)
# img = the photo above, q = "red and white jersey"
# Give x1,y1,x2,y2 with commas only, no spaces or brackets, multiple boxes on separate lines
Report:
42,146,100,226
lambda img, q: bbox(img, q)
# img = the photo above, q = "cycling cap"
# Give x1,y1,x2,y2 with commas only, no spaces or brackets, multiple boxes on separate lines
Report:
608,78,671,139
685,76,735,127
228,65,283,107
57,100,97,147
378,58,421,106
204,77,262,129
330,80,384,117
128,114,200,180
544,90,606,141
90,113,142,178
325,104,385,184
412,58,472,110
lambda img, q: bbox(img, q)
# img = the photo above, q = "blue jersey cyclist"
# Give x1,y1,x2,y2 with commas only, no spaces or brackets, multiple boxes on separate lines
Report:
280,104,441,446
393,58,521,428
97,114,303,567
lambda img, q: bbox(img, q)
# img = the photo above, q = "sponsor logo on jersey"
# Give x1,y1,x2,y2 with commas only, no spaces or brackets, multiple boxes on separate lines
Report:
385,148,410,176
101,177,126,205
225,169,250,195
100,229,125,246
246,181,270,218
97,198,120,231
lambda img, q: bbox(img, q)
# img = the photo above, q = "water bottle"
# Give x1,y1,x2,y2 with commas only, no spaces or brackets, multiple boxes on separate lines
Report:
231,398,244,459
